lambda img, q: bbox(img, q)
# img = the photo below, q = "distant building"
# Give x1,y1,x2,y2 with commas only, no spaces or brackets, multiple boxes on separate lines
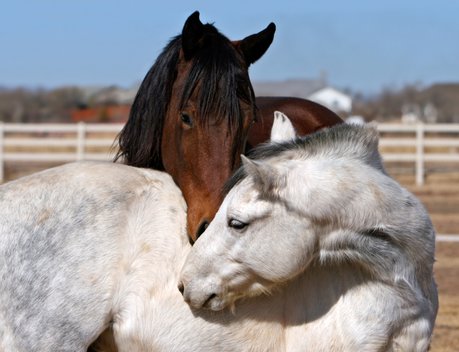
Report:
253,78,352,115
71,105,130,123
253,78,326,99
308,87,352,114
72,85,138,123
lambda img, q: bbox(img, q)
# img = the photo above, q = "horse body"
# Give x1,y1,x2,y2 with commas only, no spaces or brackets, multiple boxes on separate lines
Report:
251,96,342,149
180,122,438,351
116,11,342,241
0,162,188,351
112,261,429,351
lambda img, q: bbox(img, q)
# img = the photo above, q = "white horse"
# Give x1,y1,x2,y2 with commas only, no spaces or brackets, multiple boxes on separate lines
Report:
0,112,295,352
180,115,438,351
0,112,297,352
0,161,190,351
0,113,437,351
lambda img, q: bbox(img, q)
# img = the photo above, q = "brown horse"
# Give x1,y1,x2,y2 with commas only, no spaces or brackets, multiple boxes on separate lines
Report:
115,11,342,242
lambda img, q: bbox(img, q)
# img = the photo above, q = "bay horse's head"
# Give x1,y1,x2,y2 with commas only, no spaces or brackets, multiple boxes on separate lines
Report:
116,12,275,241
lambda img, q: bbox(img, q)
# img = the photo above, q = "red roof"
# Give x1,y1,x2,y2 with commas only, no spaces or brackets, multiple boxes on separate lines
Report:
71,105,130,123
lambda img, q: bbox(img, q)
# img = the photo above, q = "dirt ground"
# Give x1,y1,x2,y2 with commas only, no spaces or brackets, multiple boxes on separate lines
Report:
431,243,459,351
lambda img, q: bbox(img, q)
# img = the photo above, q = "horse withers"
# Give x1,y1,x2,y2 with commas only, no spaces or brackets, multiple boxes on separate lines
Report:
115,11,342,241
180,114,438,351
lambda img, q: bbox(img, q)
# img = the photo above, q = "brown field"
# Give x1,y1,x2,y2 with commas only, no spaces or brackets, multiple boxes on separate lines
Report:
2,162,459,350
432,242,459,351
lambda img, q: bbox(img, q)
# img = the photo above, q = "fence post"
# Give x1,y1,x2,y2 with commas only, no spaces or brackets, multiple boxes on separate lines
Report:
77,122,86,160
416,123,424,186
0,122,4,183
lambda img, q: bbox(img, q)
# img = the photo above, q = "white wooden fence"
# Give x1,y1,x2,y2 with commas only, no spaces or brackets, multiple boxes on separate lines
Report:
0,122,122,182
378,123,459,185
0,122,459,185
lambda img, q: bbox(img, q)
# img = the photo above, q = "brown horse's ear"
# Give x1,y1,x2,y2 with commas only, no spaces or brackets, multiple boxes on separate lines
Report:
239,23,276,66
182,11,205,61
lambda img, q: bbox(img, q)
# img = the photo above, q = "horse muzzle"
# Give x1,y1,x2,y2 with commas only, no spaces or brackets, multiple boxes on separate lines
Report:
178,278,228,311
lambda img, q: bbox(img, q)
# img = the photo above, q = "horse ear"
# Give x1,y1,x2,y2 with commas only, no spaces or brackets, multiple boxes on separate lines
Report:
239,23,276,66
270,111,297,142
182,11,205,60
241,155,280,195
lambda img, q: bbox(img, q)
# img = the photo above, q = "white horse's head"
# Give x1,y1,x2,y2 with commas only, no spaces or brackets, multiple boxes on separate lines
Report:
180,114,435,312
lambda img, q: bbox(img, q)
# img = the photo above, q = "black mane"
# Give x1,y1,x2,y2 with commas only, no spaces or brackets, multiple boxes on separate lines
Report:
115,23,254,170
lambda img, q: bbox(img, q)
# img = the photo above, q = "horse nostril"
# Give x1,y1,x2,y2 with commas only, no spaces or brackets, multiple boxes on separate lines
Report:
196,220,209,240
203,293,218,307
178,282,184,295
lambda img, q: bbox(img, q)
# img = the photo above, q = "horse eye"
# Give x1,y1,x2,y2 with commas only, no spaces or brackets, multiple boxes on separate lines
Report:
180,112,193,127
228,218,248,230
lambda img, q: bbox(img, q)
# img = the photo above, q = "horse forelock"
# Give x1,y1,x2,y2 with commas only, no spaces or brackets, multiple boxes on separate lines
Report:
179,25,254,133
115,36,181,169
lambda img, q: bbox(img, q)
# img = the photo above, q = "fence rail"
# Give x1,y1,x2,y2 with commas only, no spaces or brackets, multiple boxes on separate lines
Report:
377,123,459,185
0,122,458,184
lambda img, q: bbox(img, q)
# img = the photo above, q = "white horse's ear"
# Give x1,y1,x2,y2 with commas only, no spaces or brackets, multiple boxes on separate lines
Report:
270,111,297,142
241,155,279,195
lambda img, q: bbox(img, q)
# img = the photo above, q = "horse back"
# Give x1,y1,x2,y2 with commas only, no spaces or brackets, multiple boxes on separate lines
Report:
248,97,343,149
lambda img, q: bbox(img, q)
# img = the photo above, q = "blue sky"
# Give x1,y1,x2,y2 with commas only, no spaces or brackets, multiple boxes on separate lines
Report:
1,0,458,93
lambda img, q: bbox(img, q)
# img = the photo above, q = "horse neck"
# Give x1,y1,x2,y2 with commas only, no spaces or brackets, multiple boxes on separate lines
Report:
280,260,371,320
279,155,434,290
